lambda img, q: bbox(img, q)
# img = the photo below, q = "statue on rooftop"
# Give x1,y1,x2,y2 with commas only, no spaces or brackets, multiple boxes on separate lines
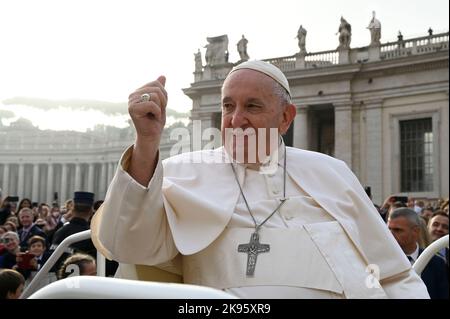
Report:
194,49,203,72
204,35,229,66
337,16,352,50
297,25,307,54
367,11,381,46
237,35,249,61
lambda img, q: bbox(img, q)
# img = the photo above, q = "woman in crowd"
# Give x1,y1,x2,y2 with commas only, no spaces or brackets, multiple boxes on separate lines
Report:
18,198,32,210
0,231,21,269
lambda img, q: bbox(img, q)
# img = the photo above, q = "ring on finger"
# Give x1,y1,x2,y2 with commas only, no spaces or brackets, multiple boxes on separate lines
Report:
140,93,152,102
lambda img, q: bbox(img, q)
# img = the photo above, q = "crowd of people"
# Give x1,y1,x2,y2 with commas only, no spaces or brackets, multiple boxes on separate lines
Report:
0,179,448,299
373,195,449,298
0,191,115,299
1,58,449,299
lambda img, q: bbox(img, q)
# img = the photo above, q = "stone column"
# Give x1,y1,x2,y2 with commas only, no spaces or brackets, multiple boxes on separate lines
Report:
88,163,95,193
364,100,384,205
46,163,54,204
107,162,114,184
32,164,40,202
60,164,68,204
18,163,25,199
2,164,10,196
293,105,308,149
295,52,306,69
368,45,380,61
334,102,353,168
74,163,81,191
99,163,107,200
338,49,350,64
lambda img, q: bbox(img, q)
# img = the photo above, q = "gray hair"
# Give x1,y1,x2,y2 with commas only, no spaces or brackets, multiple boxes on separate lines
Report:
1,231,19,241
389,208,421,227
272,81,292,106
18,207,33,217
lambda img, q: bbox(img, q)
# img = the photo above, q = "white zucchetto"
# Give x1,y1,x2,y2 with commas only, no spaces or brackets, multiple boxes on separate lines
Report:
228,60,291,97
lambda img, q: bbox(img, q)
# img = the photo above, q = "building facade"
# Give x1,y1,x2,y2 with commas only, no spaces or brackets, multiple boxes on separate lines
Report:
1,31,448,207
183,32,449,205
0,120,179,205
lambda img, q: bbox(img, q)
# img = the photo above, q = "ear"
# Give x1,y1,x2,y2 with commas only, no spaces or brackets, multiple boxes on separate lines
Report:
279,104,296,135
412,225,421,238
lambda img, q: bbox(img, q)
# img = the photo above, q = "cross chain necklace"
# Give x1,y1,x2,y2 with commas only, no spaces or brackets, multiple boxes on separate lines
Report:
230,141,288,276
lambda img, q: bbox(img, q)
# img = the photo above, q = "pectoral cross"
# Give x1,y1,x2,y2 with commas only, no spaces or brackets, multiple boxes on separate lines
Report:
238,231,270,276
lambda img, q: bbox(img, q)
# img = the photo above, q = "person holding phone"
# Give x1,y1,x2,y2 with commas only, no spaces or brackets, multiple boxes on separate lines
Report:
380,195,409,221
16,236,49,270
15,236,53,285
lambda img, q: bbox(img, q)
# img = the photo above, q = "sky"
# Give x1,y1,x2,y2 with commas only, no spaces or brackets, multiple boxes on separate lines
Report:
0,0,448,132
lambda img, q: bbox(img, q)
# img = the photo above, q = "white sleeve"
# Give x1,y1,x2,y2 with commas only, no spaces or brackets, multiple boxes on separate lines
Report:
380,268,430,299
91,146,178,266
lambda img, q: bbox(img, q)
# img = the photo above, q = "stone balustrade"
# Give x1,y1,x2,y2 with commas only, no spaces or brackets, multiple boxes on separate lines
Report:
197,32,448,80
305,49,339,67
263,55,297,71
380,32,449,60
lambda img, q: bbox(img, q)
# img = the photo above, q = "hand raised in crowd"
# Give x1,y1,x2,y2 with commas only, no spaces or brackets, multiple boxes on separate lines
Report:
382,195,396,210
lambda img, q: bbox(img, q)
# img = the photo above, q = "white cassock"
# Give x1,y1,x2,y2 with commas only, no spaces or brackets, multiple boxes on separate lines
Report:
91,144,429,299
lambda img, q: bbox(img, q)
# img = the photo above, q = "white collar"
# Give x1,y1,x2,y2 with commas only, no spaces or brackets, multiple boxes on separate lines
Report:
408,243,420,262
22,223,34,232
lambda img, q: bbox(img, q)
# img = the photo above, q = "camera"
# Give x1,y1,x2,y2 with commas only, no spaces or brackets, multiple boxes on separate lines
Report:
393,196,408,204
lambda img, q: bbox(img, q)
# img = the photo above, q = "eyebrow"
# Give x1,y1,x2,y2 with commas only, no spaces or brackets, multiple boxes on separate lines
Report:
247,98,265,105
222,97,233,104
221,97,265,105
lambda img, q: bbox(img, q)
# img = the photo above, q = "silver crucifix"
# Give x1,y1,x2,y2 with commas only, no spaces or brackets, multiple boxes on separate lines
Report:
238,231,270,276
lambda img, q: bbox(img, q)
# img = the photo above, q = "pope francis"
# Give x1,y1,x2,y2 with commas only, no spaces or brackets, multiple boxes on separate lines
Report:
91,60,429,298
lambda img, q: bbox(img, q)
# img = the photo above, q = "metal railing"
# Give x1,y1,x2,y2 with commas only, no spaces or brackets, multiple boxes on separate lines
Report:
21,229,448,298
413,235,449,275
21,229,236,299
21,230,105,299
28,276,237,299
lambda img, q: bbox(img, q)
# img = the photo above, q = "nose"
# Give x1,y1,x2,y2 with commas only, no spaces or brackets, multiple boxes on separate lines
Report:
437,225,446,233
230,108,248,128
